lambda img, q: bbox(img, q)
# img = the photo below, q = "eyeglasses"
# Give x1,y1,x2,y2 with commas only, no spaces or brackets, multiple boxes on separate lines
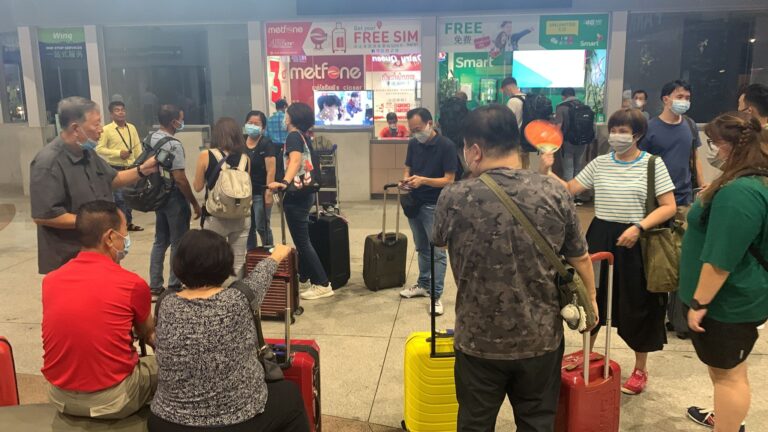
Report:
706,138,719,153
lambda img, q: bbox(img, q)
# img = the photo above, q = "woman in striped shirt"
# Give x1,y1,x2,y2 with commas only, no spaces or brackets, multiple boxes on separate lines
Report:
540,108,677,396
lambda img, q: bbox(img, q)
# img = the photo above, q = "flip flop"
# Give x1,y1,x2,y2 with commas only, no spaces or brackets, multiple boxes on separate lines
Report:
127,224,145,232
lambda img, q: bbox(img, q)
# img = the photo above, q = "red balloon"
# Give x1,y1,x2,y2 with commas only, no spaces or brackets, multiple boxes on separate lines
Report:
524,120,563,153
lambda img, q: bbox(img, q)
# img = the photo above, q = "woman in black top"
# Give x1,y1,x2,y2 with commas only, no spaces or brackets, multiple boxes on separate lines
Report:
268,103,332,300
244,110,276,250
192,117,250,278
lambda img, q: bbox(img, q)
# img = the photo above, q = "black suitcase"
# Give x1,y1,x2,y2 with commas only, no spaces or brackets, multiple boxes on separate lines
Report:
363,183,408,291
309,194,350,290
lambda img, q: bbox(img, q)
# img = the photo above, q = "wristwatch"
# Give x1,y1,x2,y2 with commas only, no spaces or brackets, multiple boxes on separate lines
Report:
280,179,290,187
136,165,147,178
690,298,709,311
633,222,645,233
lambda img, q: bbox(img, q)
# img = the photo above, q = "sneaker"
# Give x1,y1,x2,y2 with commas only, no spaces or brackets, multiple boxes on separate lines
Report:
300,284,334,300
299,280,311,293
621,368,648,395
431,300,444,316
400,284,430,299
687,407,746,431
150,286,165,297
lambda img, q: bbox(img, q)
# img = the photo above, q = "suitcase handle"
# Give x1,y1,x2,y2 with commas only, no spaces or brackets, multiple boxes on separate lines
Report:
587,253,614,382
430,245,455,359
274,190,292,362
381,183,401,245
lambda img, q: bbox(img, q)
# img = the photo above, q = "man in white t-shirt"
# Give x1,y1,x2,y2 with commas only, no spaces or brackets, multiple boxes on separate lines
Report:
501,77,530,169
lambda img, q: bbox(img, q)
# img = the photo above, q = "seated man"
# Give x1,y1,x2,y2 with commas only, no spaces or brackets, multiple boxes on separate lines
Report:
42,200,156,419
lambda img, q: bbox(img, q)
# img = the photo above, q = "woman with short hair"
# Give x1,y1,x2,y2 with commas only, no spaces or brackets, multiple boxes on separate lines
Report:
682,112,768,432
243,110,276,250
148,230,309,432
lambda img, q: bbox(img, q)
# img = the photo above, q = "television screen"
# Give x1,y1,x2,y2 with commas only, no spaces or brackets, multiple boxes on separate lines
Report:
512,50,586,88
314,90,374,127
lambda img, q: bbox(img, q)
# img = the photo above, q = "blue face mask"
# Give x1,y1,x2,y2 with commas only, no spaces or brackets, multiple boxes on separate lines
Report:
671,100,690,115
244,124,262,138
111,231,131,263
80,139,97,151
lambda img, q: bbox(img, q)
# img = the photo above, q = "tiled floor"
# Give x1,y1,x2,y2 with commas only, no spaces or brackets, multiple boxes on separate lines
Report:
0,187,766,431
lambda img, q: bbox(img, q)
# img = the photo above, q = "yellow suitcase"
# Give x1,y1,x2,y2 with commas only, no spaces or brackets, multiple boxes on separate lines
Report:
402,247,458,432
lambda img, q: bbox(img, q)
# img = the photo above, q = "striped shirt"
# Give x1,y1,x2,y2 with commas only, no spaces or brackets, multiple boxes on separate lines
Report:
575,151,675,224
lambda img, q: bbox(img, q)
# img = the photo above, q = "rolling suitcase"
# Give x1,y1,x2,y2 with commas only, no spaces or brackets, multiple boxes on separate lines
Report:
265,285,322,432
555,252,621,432
308,193,350,289
245,193,303,322
363,183,408,291
402,246,457,432
0,336,20,407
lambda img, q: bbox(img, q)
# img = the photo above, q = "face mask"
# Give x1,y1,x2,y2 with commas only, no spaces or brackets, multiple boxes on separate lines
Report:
80,139,97,151
111,231,131,262
707,152,725,170
174,120,185,132
414,125,433,144
633,99,646,109
463,145,479,176
244,124,262,137
608,133,635,155
671,100,690,115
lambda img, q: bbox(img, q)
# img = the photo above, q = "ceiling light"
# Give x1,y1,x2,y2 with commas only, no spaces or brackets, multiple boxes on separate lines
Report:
749,38,757,43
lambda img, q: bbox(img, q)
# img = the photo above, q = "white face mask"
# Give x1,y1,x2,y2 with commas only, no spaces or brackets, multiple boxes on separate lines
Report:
671,100,690,115
633,99,646,109
414,124,433,144
608,133,635,155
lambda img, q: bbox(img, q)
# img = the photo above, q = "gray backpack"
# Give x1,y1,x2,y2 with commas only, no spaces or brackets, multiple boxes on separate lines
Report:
205,149,252,219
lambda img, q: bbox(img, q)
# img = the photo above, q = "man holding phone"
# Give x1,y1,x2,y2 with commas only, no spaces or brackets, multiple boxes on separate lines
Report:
398,108,456,316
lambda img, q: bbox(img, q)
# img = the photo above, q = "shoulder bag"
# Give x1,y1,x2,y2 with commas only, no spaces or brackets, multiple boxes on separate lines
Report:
479,173,597,330
641,155,685,293
284,132,320,193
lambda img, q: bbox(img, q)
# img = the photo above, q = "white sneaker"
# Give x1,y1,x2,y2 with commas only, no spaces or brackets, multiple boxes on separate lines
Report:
432,300,444,316
400,284,430,299
300,284,334,300
299,280,311,293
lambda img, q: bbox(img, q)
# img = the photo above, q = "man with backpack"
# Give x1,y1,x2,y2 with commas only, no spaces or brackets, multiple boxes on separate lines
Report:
555,88,595,183
502,77,553,170
148,105,201,296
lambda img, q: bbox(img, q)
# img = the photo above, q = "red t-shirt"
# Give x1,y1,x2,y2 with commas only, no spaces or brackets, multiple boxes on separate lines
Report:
42,252,151,392
379,124,409,138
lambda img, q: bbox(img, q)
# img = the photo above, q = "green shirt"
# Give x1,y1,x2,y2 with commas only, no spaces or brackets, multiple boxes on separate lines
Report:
679,176,768,323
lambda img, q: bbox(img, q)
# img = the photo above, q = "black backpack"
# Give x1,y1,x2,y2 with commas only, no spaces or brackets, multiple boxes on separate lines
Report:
563,100,596,146
514,94,553,152
123,134,178,212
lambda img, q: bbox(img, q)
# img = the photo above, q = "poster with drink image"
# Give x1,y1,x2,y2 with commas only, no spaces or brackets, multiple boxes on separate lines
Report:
266,20,421,56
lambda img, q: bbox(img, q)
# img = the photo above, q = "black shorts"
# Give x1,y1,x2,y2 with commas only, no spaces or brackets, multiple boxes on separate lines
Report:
686,307,765,370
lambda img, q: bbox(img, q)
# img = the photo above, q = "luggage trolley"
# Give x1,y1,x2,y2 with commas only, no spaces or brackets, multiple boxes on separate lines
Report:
314,136,340,213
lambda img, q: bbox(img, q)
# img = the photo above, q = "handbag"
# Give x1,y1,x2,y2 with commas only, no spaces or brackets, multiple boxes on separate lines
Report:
479,173,597,330
400,192,424,218
284,132,320,193
230,282,285,382
641,156,685,293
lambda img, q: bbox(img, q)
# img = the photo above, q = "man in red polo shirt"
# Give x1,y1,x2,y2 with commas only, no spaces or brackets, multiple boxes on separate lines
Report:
42,200,156,419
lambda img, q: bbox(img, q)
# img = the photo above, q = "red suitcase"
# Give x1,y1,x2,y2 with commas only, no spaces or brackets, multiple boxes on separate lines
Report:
265,283,321,432
0,336,20,407
555,252,621,432
245,194,303,321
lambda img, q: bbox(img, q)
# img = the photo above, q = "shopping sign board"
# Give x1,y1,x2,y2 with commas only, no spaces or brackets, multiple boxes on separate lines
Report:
365,53,422,72
288,55,365,106
439,14,608,52
38,28,86,60
266,20,420,56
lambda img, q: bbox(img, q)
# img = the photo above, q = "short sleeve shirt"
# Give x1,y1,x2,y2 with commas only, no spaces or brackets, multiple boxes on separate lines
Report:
433,168,588,360
42,252,151,392
150,130,186,171
30,137,117,274
506,95,524,129
283,131,312,177
245,135,275,189
679,177,768,323
404,134,458,205
575,152,675,224
639,116,701,205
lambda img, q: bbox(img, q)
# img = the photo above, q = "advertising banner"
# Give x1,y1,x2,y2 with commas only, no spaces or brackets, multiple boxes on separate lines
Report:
365,53,422,72
289,55,365,108
266,20,420,56
438,14,608,52
38,28,86,60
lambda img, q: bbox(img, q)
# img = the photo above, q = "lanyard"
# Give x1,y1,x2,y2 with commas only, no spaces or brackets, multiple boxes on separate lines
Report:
115,124,132,151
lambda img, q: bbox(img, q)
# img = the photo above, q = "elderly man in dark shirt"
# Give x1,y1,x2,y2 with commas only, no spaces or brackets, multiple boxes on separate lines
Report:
31,96,157,274
433,104,597,432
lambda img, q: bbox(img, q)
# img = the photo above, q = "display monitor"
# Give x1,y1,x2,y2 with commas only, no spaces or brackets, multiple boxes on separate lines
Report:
512,50,586,88
314,90,374,127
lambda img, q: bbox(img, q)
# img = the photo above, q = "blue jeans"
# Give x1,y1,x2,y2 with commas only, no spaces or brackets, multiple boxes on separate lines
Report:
561,142,587,181
407,203,447,299
247,192,274,250
113,188,133,225
283,192,328,286
150,191,191,289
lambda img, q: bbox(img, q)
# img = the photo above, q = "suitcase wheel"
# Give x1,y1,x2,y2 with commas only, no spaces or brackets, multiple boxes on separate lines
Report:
295,306,304,316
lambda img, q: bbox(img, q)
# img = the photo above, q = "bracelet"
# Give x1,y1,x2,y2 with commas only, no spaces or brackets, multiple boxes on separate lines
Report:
633,222,645,232
280,179,290,186
136,165,147,178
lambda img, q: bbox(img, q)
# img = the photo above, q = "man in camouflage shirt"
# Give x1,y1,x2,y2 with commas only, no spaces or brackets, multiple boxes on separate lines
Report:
433,104,597,431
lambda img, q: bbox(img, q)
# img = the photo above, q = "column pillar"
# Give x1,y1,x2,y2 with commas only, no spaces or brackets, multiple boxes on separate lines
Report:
248,21,268,111
605,11,628,117
420,17,438,115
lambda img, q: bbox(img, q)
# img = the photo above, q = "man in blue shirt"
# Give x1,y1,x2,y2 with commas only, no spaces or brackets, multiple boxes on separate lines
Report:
640,80,705,209
266,99,289,146
399,108,457,316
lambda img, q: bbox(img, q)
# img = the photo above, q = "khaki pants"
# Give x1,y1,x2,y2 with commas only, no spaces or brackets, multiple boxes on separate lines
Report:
48,356,158,420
